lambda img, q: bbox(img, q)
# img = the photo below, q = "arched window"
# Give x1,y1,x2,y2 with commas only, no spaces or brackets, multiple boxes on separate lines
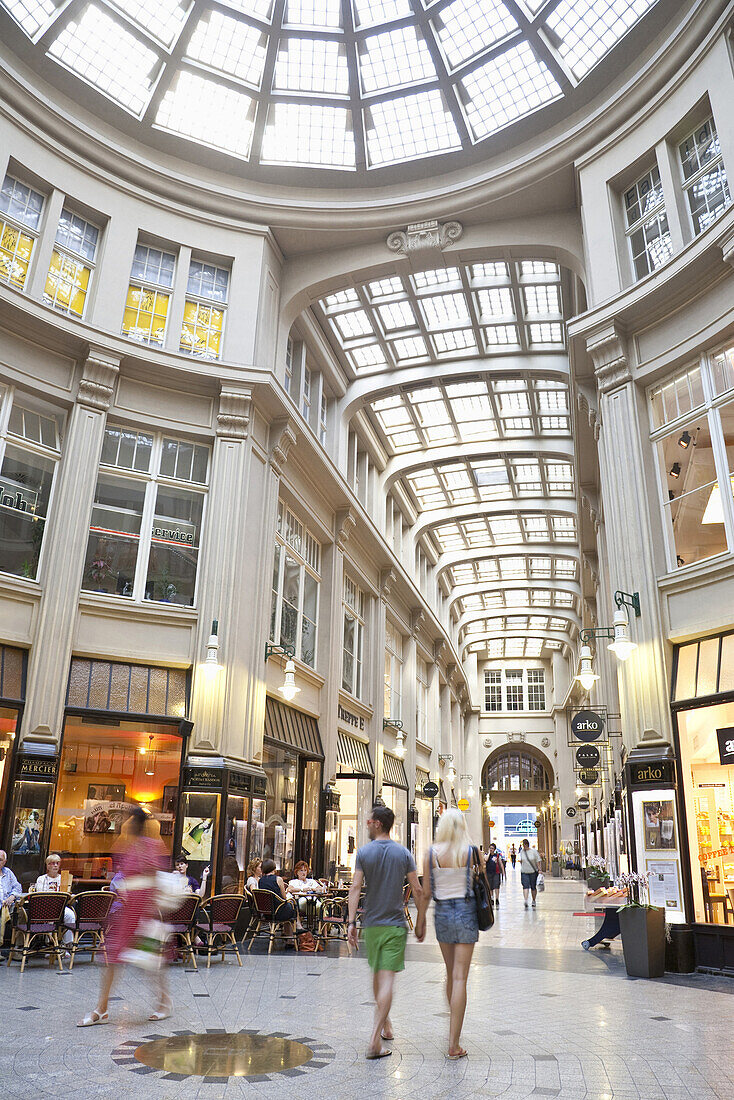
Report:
482,748,551,792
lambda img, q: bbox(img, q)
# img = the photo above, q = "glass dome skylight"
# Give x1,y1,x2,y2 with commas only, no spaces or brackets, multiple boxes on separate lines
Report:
2,0,659,171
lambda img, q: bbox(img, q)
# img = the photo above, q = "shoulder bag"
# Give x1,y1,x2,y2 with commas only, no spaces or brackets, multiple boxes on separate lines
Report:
471,847,494,931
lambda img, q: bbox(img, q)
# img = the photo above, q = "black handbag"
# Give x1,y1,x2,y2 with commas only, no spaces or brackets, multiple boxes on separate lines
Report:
471,847,494,931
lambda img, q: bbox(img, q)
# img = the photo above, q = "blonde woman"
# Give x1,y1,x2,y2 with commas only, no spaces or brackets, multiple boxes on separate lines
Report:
415,809,483,1060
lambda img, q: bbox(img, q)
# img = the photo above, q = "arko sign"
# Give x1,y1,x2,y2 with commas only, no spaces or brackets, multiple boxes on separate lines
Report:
571,709,605,742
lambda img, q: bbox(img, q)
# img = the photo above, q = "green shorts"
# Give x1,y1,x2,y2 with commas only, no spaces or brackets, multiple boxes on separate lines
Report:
363,925,407,973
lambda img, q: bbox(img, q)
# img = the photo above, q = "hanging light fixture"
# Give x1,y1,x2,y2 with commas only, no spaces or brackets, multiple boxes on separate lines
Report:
607,608,638,661
144,735,156,776
447,764,457,784
394,728,406,758
279,658,300,701
203,619,221,674
287,758,297,783
574,644,599,691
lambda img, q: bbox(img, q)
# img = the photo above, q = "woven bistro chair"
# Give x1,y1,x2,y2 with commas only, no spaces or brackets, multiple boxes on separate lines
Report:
195,894,244,968
165,894,200,969
242,887,260,944
7,892,71,973
318,895,350,942
403,883,414,930
248,888,300,953
69,890,115,970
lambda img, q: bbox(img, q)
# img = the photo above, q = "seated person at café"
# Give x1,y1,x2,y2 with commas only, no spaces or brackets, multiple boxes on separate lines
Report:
0,849,23,955
288,860,326,917
35,853,75,946
258,859,304,945
246,858,262,892
173,854,210,898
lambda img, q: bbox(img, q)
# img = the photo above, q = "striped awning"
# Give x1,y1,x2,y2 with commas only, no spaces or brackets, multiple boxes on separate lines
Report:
383,753,408,789
337,731,373,776
265,696,323,759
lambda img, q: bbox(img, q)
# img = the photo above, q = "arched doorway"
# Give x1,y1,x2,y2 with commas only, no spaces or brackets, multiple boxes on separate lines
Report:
481,745,555,860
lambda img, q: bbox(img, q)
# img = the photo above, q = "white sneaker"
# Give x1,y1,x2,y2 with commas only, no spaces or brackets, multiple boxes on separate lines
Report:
532,901,536,908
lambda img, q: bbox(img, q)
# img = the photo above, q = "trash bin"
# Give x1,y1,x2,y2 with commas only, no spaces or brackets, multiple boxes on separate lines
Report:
665,925,696,973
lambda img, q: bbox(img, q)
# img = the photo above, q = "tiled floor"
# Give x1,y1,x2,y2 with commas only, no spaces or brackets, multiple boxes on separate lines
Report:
4,871,734,1099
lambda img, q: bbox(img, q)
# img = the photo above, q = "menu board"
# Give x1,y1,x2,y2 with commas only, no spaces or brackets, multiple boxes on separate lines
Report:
646,859,682,910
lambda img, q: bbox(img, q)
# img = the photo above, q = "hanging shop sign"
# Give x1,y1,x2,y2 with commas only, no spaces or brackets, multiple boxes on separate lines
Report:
184,765,223,790
18,755,57,780
578,768,600,786
576,795,591,811
575,745,601,768
323,786,341,813
338,704,365,732
627,760,674,788
571,710,605,742
566,806,577,818
716,727,734,766
423,781,439,798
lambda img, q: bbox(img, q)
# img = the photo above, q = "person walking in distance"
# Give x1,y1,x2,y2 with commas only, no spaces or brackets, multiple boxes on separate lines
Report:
509,843,517,869
519,838,541,908
486,843,504,908
415,809,484,1060
347,805,423,1060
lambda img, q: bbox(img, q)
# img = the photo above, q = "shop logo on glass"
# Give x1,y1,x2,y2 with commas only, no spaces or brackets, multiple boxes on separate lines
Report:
0,476,38,514
717,727,734,766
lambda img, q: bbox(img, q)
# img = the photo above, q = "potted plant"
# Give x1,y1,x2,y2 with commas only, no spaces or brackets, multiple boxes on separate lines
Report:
616,872,665,979
551,853,561,878
586,855,610,892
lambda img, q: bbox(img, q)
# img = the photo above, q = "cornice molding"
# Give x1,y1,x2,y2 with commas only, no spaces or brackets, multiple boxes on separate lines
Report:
379,567,396,600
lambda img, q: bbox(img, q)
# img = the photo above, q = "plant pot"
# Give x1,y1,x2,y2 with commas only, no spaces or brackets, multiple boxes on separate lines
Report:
665,924,696,973
587,873,607,892
618,905,666,978
551,860,560,878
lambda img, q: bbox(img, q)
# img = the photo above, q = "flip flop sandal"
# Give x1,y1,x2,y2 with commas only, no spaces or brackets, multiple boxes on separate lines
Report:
381,1031,394,1040
366,1049,392,1060
78,1011,109,1027
447,1049,468,1060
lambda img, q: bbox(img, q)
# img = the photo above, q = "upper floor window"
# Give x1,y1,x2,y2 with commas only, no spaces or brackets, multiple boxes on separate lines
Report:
483,667,544,711
484,749,550,792
0,174,44,291
0,387,61,581
342,575,365,698
301,366,311,420
44,208,100,318
624,165,672,279
285,336,294,397
416,657,429,743
180,259,229,360
319,390,328,445
484,669,501,711
527,668,546,710
649,355,734,569
678,117,732,236
122,243,176,347
270,501,320,668
505,668,524,711
82,426,209,605
384,620,403,720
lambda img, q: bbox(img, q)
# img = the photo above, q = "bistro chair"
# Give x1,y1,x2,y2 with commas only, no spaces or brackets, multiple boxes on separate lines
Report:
242,887,260,944
318,896,350,942
403,883,414,930
7,892,71,973
248,888,299,953
165,894,200,969
195,893,244,968
69,890,115,970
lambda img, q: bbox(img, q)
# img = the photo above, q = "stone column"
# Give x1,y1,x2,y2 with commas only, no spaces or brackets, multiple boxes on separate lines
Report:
319,510,355,784
588,324,672,749
21,350,120,746
372,569,394,799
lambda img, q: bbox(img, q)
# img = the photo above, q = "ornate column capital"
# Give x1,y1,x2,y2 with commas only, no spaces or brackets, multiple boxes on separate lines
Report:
379,567,396,600
269,418,297,476
217,386,251,440
586,323,632,393
386,219,463,257
433,638,447,663
576,384,600,440
336,508,357,549
77,350,120,411
411,606,426,635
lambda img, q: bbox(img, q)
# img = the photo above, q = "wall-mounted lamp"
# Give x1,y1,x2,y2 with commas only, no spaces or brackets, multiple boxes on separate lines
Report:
383,718,406,757
439,754,456,784
669,462,681,478
203,619,221,673
576,590,641,684
265,642,300,702
460,774,474,798
574,643,599,691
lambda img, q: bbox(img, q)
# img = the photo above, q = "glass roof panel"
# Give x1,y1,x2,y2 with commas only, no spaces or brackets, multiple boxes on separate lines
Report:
365,88,461,167
274,38,349,96
4,0,61,37
285,0,342,29
111,0,190,48
359,25,437,93
186,11,268,87
261,102,356,167
461,41,562,141
433,0,518,70
155,70,256,158
546,0,656,80
352,0,412,28
222,0,274,20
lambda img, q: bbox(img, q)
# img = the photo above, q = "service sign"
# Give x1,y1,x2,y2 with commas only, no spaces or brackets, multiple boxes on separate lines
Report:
575,745,600,768
717,727,734,766
571,709,605,742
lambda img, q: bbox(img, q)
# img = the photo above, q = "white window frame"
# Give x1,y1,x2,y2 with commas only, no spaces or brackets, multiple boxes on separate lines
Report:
285,336,295,397
122,242,177,347
319,387,329,445
484,669,502,712
342,574,365,698
384,619,403,720
270,500,321,669
83,427,209,606
416,657,429,742
44,206,100,319
505,669,524,711
527,668,546,711
301,364,312,420
180,257,230,360
0,172,45,291
623,164,672,280
678,116,732,237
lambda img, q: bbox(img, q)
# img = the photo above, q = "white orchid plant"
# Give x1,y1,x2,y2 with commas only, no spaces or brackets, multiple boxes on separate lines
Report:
615,870,650,908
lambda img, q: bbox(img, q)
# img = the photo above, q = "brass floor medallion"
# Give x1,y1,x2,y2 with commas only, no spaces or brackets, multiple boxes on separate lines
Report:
134,1032,314,1077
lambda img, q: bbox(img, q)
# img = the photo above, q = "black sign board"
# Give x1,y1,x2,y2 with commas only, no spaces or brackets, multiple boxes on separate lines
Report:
18,754,57,781
323,786,341,813
423,780,439,798
571,709,605,742
576,745,600,768
228,771,252,794
577,795,591,810
628,760,674,788
252,775,267,797
184,766,223,790
717,727,734,766
566,806,577,818
578,768,599,786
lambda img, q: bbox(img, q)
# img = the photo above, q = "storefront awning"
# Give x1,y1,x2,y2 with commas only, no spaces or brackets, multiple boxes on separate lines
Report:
265,696,323,759
416,766,430,797
337,731,373,777
383,753,408,789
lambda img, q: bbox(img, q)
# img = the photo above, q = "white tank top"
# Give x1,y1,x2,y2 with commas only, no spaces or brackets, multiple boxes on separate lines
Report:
431,847,469,900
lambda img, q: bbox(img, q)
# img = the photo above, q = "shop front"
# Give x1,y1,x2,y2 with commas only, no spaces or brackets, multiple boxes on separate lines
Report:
672,630,734,968
47,657,191,888
413,766,433,869
262,696,323,878
323,729,374,882
0,643,26,865
381,752,409,848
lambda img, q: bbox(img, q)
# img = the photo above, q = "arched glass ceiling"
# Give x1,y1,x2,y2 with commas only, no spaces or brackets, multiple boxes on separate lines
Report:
319,260,565,372
468,637,563,658
1,0,659,171
405,455,574,510
446,555,578,586
456,587,578,613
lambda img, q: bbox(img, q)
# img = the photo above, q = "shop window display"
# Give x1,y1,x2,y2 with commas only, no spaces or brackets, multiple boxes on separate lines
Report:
0,705,19,849
323,776,372,882
261,741,298,875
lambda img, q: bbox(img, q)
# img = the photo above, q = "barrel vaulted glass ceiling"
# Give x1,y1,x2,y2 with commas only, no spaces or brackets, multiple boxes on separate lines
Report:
2,0,659,171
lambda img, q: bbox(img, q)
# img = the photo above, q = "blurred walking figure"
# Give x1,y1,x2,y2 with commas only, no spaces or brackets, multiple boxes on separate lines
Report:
486,843,505,908
519,838,541,908
78,806,172,1026
509,844,517,869
415,809,483,1060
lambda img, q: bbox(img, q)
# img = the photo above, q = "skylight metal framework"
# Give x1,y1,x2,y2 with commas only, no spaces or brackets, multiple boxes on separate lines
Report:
0,0,660,171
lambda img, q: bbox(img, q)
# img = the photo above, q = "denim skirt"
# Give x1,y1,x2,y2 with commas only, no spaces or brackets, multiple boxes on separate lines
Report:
434,896,479,944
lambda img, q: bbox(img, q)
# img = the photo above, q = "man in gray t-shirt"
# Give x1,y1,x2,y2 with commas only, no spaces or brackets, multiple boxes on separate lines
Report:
348,805,423,1060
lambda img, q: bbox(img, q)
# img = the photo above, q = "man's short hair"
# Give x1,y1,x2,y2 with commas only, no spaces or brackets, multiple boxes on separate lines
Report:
261,859,277,875
370,805,394,833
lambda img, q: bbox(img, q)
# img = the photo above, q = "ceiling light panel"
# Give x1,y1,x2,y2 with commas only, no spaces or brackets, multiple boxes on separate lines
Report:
461,41,562,141
285,0,342,29
332,307,374,337
222,0,274,20
433,0,518,70
377,299,416,329
420,292,471,329
261,102,356,167
359,25,437,93
48,4,159,116
155,70,256,157
111,0,190,48
524,283,561,315
413,268,460,289
546,0,656,80
274,37,349,95
352,0,412,28
186,11,268,87
365,88,461,167
2,0,59,38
